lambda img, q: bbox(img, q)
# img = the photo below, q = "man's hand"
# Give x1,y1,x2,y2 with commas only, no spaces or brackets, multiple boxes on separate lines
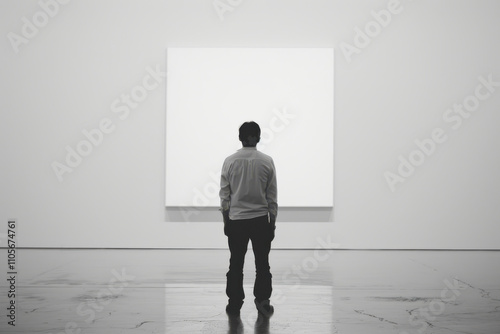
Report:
268,213,276,241
222,209,230,236
222,209,230,224
269,213,276,229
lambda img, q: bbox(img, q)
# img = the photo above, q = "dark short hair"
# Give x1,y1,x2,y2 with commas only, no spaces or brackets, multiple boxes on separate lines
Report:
239,121,261,142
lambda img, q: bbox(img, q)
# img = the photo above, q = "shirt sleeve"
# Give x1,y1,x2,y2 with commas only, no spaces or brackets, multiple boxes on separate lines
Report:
219,160,231,211
266,159,278,217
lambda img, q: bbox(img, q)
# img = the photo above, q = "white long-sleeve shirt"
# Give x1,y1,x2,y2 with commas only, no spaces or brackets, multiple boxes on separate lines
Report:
219,147,278,220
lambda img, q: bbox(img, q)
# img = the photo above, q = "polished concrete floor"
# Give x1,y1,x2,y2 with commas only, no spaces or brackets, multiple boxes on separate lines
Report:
0,249,499,333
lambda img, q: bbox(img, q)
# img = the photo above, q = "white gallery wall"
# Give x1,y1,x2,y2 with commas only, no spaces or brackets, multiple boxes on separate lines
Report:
1,0,499,249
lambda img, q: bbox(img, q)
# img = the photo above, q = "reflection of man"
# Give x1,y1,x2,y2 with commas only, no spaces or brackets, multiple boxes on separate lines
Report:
219,121,278,318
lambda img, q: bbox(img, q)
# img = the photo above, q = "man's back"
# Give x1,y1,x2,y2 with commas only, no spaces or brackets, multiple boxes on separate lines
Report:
220,147,277,220
220,121,276,318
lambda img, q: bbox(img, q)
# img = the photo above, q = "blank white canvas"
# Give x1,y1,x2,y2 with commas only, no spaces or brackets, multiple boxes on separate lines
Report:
165,48,333,207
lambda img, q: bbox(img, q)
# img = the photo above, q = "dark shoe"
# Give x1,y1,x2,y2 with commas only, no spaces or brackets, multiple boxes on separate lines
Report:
226,300,243,316
254,298,274,317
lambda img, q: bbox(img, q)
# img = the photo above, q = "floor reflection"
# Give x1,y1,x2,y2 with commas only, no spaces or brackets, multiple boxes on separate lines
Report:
227,313,270,334
227,314,244,334
254,313,270,334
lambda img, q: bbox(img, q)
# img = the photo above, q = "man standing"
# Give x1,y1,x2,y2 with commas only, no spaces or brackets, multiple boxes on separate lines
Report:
219,121,278,317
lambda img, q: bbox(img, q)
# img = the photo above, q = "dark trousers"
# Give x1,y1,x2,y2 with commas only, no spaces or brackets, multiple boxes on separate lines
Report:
226,214,273,306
